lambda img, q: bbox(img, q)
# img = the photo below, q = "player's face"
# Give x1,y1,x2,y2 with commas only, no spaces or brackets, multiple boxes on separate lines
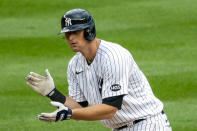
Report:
64,30,87,52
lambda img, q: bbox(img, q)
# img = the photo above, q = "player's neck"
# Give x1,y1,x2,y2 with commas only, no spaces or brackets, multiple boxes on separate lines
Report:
81,38,100,65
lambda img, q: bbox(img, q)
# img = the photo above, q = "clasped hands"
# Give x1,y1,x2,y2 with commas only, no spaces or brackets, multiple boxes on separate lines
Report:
26,69,72,122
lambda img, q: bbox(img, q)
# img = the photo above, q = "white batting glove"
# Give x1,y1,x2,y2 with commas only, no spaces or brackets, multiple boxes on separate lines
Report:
38,101,72,122
26,69,55,96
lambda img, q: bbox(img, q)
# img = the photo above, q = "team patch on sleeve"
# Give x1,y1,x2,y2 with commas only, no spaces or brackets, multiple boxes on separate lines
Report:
110,84,121,91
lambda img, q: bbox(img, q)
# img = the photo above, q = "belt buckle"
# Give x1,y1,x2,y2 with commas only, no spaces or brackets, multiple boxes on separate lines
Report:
115,121,136,131
125,122,134,129
129,121,134,126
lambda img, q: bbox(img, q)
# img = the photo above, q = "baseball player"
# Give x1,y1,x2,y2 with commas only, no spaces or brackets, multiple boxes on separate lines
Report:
26,8,172,131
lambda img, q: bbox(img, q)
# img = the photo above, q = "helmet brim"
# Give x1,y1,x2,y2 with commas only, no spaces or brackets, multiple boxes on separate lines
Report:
59,24,89,34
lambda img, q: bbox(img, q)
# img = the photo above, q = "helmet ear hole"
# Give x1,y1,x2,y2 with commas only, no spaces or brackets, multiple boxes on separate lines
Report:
84,27,96,41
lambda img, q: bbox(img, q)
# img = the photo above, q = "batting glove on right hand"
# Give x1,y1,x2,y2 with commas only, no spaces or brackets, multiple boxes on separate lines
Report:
26,69,55,96
38,101,72,122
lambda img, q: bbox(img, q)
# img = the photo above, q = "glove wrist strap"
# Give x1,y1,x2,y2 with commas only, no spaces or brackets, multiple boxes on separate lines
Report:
66,109,72,120
47,88,66,104
56,109,72,121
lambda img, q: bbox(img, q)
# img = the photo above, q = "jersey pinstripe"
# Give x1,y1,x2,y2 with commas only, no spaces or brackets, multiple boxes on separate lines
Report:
67,40,164,128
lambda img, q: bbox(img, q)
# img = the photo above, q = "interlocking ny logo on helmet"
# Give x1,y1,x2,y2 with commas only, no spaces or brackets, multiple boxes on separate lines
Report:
64,17,72,27
59,8,96,41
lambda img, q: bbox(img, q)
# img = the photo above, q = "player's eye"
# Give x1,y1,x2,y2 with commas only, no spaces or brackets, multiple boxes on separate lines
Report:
71,31,79,35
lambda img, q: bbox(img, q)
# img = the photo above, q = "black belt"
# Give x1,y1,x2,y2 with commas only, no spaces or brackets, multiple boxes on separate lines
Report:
116,119,144,130
116,110,165,130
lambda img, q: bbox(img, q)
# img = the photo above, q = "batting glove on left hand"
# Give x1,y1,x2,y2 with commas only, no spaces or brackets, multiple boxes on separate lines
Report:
38,101,72,122
26,69,55,96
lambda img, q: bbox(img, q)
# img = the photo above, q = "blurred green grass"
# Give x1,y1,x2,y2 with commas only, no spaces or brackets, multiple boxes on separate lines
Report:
0,0,197,130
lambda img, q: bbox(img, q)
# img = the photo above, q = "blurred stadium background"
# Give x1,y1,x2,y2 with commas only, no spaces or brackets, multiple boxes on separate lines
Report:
0,0,197,130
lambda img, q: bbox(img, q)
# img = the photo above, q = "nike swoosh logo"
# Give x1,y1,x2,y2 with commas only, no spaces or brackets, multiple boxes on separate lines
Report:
76,71,83,74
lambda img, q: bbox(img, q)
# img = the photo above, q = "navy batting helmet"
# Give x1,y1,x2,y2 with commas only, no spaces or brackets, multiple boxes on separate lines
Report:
59,8,96,41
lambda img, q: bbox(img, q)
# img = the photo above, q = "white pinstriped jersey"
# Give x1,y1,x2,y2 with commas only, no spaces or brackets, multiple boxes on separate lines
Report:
67,40,163,128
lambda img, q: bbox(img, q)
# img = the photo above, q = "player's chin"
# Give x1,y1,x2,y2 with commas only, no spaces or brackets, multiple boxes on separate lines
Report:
71,48,79,52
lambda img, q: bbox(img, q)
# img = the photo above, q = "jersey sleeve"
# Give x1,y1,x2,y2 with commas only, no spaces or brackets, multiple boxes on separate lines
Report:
101,49,130,99
67,60,87,102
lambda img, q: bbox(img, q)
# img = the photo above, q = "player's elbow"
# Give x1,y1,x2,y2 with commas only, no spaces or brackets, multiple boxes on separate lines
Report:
107,112,116,119
106,108,117,119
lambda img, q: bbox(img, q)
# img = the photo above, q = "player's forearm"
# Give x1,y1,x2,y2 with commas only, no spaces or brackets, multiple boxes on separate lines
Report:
44,88,82,109
71,104,117,121
64,96,83,109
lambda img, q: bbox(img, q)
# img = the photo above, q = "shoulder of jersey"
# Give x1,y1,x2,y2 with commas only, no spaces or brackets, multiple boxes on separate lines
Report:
100,40,131,57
